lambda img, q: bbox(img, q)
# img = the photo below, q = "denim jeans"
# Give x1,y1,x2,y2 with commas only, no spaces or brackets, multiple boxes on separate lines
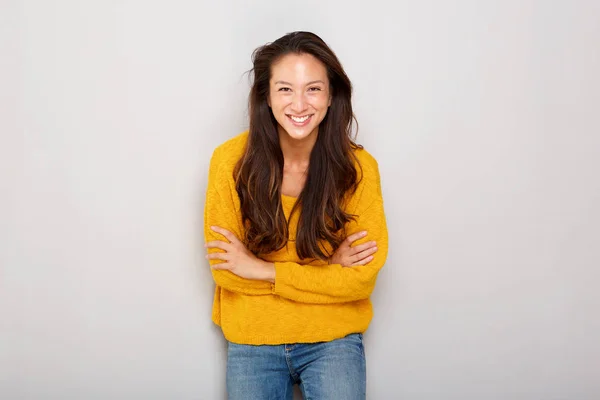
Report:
226,333,366,400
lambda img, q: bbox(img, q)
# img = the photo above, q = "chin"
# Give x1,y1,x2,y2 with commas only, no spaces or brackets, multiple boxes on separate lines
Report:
278,120,321,141
285,126,315,140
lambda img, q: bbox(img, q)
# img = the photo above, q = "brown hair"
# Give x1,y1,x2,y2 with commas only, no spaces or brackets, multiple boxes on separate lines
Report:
235,31,362,260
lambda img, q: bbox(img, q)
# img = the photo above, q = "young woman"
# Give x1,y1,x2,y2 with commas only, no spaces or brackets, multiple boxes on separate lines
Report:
204,31,388,400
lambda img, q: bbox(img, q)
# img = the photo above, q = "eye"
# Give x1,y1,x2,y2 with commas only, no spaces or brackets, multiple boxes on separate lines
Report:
278,87,291,92
308,87,322,92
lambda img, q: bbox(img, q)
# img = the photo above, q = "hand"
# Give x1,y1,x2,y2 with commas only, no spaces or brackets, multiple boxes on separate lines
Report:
205,226,275,281
329,230,377,267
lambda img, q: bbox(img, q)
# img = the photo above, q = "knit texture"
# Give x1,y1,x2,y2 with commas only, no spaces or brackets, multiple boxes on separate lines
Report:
204,131,388,345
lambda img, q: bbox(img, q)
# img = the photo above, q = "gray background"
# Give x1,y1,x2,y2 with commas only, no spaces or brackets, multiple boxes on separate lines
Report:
2,0,599,399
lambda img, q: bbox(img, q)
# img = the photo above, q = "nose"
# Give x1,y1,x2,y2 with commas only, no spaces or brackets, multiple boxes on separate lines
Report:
290,92,308,113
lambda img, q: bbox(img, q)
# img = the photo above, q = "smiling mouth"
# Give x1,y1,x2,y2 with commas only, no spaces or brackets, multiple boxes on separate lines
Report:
287,114,313,125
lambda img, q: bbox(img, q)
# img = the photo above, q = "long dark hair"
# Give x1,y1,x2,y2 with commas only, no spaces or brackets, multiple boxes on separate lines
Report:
235,31,362,261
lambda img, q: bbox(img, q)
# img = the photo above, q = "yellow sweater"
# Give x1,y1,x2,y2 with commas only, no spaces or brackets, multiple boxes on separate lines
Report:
204,131,388,345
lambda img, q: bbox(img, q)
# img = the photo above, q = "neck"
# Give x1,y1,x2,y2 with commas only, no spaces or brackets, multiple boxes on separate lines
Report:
278,126,318,170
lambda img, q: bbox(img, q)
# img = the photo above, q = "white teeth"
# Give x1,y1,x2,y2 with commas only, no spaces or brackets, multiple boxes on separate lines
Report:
290,115,309,123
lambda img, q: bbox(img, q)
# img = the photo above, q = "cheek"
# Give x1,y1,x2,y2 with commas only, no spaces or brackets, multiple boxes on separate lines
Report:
269,95,286,111
310,95,330,110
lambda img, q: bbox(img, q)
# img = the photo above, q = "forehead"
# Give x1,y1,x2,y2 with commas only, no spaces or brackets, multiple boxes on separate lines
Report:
270,53,329,83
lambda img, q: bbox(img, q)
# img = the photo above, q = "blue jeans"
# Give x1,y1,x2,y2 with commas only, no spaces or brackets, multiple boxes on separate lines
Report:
226,333,366,400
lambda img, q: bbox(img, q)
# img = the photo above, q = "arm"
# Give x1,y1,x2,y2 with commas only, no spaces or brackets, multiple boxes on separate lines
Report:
271,156,388,304
204,150,273,295
271,195,388,304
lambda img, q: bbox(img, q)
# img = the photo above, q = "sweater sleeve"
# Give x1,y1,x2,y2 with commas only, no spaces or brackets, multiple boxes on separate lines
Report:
272,159,389,304
204,148,273,295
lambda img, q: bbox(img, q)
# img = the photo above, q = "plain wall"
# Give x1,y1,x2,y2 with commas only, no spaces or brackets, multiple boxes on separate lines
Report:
2,0,599,399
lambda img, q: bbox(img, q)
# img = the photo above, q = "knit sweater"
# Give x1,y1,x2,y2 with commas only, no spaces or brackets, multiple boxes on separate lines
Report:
204,131,388,345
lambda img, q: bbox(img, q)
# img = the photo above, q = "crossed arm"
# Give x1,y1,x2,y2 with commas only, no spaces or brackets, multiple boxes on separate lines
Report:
204,153,388,304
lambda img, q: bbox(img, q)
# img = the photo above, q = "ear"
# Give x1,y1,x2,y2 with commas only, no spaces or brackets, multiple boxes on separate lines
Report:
328,95,332,107
267,95,271,108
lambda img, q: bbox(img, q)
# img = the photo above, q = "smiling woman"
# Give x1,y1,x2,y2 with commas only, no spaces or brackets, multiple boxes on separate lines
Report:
268,54,332,141
203,31,388,400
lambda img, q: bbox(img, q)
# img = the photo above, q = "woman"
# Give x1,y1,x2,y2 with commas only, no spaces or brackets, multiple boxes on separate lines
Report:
204,31,388,399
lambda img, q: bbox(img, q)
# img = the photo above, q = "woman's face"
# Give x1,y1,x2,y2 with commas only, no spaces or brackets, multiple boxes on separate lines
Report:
268,53,332,142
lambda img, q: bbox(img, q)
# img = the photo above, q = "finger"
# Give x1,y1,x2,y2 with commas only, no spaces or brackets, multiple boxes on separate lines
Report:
210,261,232,270
354,246,378,261
344,230,368,245
205,240,233,252
206,252,230,262
210,226,240,244
349,241,377,255
351,255,374,266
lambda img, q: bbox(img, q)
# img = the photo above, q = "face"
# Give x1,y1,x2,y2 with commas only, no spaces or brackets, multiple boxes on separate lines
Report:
268,53,332,142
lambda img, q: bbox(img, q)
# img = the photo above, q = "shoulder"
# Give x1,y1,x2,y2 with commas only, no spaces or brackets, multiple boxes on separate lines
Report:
209,130,249,180
350,145,383,209
211,130,249,165
352,145,381,183
207,131,249,198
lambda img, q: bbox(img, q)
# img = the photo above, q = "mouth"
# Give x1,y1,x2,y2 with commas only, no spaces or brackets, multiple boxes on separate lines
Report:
286,114,313,127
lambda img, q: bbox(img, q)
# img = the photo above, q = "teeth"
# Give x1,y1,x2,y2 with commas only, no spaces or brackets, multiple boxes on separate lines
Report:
290,115,309,123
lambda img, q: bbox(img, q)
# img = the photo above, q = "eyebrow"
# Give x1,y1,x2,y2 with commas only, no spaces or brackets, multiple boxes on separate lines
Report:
274,80,326,86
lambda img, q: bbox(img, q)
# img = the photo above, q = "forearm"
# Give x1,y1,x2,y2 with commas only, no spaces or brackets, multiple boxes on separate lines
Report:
271,259,384,304
205,151,274,295
269,199,388,304
210,269,274,295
